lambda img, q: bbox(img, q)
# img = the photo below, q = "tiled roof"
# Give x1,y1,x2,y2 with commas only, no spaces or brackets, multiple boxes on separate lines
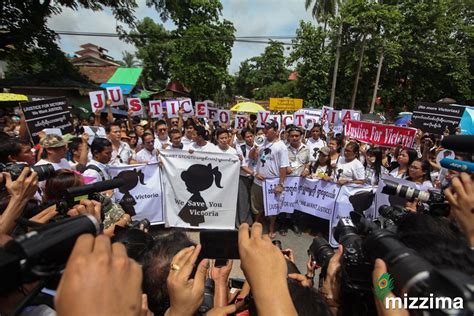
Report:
78,66,118,84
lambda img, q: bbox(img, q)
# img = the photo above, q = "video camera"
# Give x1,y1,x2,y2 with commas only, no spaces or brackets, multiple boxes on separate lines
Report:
381,180,449,216
0,162,55,182
0,215,100,294
308,212,474,315
55,178,125,216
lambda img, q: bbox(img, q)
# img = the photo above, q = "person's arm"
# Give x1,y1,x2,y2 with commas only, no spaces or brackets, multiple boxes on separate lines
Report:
178,107,184,131
106,100,114,124
238,223,297,316
18,110,29,140
211,260,233,308
0,169,38,235
94,109,101,127
78,133,89,166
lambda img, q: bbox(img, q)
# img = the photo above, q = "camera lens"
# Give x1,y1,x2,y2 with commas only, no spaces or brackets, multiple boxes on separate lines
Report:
308,236,334,267
31,164,56,181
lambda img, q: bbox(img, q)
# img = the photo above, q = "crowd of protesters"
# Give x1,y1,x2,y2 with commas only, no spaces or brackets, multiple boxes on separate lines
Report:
0,100,472,315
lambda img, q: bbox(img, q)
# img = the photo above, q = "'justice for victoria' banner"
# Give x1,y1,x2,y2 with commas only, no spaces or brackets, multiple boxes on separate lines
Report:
344,120,417,148
160,151,240,229
108,163,165,224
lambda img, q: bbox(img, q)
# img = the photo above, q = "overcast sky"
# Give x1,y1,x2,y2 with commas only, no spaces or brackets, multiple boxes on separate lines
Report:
48,0,315,74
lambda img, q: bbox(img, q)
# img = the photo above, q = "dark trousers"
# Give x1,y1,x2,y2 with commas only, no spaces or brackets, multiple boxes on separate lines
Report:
236,176,254,226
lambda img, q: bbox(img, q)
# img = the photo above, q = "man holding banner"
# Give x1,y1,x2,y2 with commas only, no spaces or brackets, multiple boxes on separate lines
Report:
250,120,289,239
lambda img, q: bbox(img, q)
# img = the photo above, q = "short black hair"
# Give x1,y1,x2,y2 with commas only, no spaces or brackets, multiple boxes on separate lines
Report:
0,137,30,163
90,137,112,155
154,119,167,129
215,127,229,139
105,122,121,134
68,137,84,153
168,128,182,138
240,128,254,139
141,132,155,144
195,125,208,139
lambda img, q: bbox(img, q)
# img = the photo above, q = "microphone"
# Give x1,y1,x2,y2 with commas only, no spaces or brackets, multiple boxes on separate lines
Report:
441,135,474,153
65,178,125,197
440,158,474,173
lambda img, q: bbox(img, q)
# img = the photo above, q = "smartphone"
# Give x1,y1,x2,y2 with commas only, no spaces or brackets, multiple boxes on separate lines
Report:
199,230,239,259
229,277,245,290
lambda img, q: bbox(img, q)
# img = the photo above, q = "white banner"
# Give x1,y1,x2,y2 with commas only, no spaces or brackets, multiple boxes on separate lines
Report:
296,178,339,220
160,151,240,229
109,163,165,224
83,126,106,145
263,176,300,216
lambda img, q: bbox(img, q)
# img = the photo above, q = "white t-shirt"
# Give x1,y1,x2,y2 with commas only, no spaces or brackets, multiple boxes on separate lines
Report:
136,148,159,163
83,159,110,183
236,143,257,177
154,137,171,150
166,143,190,151
254,140,290,186
110,141,135,166
306,138,327,162
181,135,194,145
389,167,406,179
35,158,75,171
336,157,365,181
190,141,219,153
216,146,238,155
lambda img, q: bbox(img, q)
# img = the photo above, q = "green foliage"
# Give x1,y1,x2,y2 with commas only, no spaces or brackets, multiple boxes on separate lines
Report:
124,17,173,89
120,51,140,68
2,0,140,83
289,21,332,107
234,41,289,99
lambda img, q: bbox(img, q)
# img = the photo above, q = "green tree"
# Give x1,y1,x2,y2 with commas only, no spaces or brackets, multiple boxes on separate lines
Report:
124,17,173,89
2,0,143,82
289,21,331,107
305,0,338,35
120,51,140,67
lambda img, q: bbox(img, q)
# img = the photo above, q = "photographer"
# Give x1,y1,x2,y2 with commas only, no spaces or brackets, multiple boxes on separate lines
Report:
0,167,38,235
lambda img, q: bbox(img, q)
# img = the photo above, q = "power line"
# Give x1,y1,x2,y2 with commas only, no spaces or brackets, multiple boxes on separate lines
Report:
54,30,295,45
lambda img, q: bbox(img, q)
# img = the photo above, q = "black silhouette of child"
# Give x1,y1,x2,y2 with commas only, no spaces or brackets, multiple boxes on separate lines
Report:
114,169,146,216
260,148,272,167
178,163,223,226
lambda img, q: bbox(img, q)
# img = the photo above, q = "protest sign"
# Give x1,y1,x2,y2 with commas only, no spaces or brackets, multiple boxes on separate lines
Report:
127,98,143,116
321,106,332,123
89,91,106,111
83,126,107,145
341,110,361,123
106,87,124,106
208,107,218,122
43,128,62,136
195,101,208,118
293,112,305,128
149,100,163,118
109,163,165,224
269,98,303,111
256,111,271,128
160,151,240,229
263,177,301,216
218,110,230,125
411,102,465,135
296,178,339,220
166,100,179,118
282,115,294,128
345,120,417,148
234,115,247,130
268,114,281,129
180,98,194,116
20,97,73,144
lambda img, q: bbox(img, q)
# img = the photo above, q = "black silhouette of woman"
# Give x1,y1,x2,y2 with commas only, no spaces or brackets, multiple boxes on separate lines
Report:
114,169,146,216
178,163,223,226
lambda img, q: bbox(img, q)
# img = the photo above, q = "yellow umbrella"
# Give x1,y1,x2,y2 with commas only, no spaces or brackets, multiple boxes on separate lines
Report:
0,93,28,102
230,102,265,113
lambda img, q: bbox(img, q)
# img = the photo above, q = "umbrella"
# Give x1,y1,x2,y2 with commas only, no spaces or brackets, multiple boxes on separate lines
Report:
0,93,28,102
230,102,265,113
395,113,412,126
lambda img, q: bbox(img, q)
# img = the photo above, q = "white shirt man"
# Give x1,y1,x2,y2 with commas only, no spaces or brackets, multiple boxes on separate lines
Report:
306,125,327,162
83,138,113,183
110,141,135,166
136,133,159,163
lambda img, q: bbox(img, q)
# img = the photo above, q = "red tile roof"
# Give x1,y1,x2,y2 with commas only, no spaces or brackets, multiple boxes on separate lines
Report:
288,71,298,81
78,66,118,84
